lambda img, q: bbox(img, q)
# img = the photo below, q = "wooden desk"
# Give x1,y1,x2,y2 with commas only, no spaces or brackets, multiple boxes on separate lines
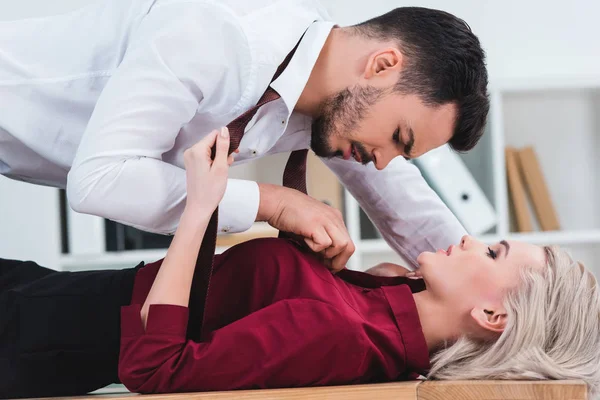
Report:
29,380,587,400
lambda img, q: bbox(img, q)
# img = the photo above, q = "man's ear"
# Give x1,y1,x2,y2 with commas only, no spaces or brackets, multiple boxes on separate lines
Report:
363,48,403,79
470,306,507,334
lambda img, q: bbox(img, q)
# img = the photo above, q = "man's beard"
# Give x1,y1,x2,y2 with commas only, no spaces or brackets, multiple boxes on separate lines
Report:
310,85,385,160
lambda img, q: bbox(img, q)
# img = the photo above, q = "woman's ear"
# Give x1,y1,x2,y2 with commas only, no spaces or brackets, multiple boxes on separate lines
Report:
470,306,507,334
363,47,403,79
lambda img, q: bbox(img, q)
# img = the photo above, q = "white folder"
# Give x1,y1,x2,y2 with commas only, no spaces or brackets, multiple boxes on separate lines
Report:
414,144,497,235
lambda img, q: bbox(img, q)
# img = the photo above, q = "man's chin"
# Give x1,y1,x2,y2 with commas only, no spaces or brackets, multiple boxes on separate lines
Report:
309,136,338,159
316,150,341,159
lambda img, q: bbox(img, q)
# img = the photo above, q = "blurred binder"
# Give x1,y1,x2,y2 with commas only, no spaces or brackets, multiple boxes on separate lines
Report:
414,144,497,235
517,146,560,231
505,147,533,232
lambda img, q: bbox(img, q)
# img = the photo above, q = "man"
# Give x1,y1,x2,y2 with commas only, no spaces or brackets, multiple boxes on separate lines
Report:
0,0,489,271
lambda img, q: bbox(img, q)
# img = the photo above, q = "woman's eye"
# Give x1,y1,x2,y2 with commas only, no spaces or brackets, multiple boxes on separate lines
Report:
487,247,498,260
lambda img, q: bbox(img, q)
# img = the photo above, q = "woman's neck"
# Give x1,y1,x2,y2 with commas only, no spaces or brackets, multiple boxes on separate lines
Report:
412,290,461,353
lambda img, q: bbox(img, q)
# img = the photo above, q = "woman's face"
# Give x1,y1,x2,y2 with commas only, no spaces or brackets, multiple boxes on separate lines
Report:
417,235,547,311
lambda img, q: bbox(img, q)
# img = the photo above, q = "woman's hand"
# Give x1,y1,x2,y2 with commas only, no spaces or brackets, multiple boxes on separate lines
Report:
183,127,235,214
141,127,235,329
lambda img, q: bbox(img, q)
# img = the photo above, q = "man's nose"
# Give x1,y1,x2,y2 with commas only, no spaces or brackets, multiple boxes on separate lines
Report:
374,149,401,170
374,157,391,170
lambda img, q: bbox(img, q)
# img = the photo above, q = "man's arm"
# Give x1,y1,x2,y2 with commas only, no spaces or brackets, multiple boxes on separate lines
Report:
67,2,257,234
256,182,355,271
323,156,467,267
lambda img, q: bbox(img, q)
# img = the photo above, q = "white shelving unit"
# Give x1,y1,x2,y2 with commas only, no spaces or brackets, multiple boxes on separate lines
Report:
348,75,600,274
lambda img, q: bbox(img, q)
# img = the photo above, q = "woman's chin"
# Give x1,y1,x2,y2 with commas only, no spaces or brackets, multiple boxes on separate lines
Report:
416,250,437,269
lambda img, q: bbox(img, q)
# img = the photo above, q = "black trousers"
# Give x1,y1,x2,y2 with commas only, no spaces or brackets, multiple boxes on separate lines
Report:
0,257,139,399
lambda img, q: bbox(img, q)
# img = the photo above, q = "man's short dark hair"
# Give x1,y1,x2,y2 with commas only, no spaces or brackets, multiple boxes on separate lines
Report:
353,7,489,152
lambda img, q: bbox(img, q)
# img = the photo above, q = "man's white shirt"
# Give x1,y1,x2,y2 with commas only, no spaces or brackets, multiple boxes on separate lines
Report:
0,0,467,265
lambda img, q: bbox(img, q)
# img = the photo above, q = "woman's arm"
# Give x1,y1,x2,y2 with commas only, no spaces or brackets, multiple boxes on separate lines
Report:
120,300,366,393
140,127,233,328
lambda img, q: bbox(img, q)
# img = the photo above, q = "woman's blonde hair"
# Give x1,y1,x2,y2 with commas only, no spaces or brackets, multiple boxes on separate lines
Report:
428,246,600,396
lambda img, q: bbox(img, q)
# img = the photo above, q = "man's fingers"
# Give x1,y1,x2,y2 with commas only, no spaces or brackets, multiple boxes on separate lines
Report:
330,247,353,272
304,238,331,253
304,228,332,253
325,238,354,272
321,222,354,255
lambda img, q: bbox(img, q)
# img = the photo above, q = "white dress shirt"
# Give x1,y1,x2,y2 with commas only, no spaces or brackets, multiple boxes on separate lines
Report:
0,0,467,265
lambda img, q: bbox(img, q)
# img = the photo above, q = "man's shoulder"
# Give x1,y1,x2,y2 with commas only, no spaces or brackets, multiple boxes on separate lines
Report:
218,0,332,65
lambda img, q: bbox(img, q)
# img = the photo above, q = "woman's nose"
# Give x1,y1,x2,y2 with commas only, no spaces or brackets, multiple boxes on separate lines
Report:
460,235,471,249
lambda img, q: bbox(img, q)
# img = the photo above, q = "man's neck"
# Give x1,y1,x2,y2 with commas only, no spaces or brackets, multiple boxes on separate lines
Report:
295,27,351,116
412,290,461,353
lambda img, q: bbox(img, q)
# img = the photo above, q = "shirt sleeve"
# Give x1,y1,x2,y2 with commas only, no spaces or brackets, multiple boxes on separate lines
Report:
322,156,467,267
66,1,257,234
118,301,366,394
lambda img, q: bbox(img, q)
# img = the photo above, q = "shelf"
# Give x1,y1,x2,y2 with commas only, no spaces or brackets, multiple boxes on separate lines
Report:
501,87,600,233
62,229,600,269
59,246,231,271
357,230,600,255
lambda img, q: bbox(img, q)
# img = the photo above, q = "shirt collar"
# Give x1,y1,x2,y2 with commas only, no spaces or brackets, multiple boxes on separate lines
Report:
336,268,430,375
270,21,335,115
337,268,427,292
382,285,431,376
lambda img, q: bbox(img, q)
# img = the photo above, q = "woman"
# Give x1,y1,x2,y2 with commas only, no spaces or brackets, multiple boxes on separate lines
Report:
2,129,599,398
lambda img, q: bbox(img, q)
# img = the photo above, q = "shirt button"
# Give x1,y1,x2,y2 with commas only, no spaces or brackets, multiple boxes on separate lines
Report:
281,119,286,125
221,227,230,233
250,149,258,156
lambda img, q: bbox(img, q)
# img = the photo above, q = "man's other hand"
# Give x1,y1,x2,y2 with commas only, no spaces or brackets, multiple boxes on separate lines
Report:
258,183,355,272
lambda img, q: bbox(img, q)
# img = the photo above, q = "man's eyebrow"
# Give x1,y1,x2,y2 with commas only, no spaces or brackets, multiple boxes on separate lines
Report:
500,240,510,258
404,126,415,158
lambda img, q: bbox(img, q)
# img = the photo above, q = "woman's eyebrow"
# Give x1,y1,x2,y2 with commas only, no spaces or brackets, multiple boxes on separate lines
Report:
500,240,510,257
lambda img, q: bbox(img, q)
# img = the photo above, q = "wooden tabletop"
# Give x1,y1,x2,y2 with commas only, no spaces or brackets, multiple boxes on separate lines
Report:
27,380,588,400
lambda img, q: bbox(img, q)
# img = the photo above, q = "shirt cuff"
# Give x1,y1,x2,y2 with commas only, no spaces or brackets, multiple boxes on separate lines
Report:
217,179,259,234
121,304,189,337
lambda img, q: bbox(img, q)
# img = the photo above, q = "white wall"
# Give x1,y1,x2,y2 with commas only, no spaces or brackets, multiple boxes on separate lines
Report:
322,0,600,81
4,0,600,81
1,0,599,266
0,178,61,266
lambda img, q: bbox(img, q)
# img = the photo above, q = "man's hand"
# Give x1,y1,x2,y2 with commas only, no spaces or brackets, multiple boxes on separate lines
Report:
258,183,355,272
365,262,423,279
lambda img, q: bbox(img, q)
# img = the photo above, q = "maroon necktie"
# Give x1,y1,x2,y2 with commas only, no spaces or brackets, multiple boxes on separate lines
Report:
187,50,308,341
